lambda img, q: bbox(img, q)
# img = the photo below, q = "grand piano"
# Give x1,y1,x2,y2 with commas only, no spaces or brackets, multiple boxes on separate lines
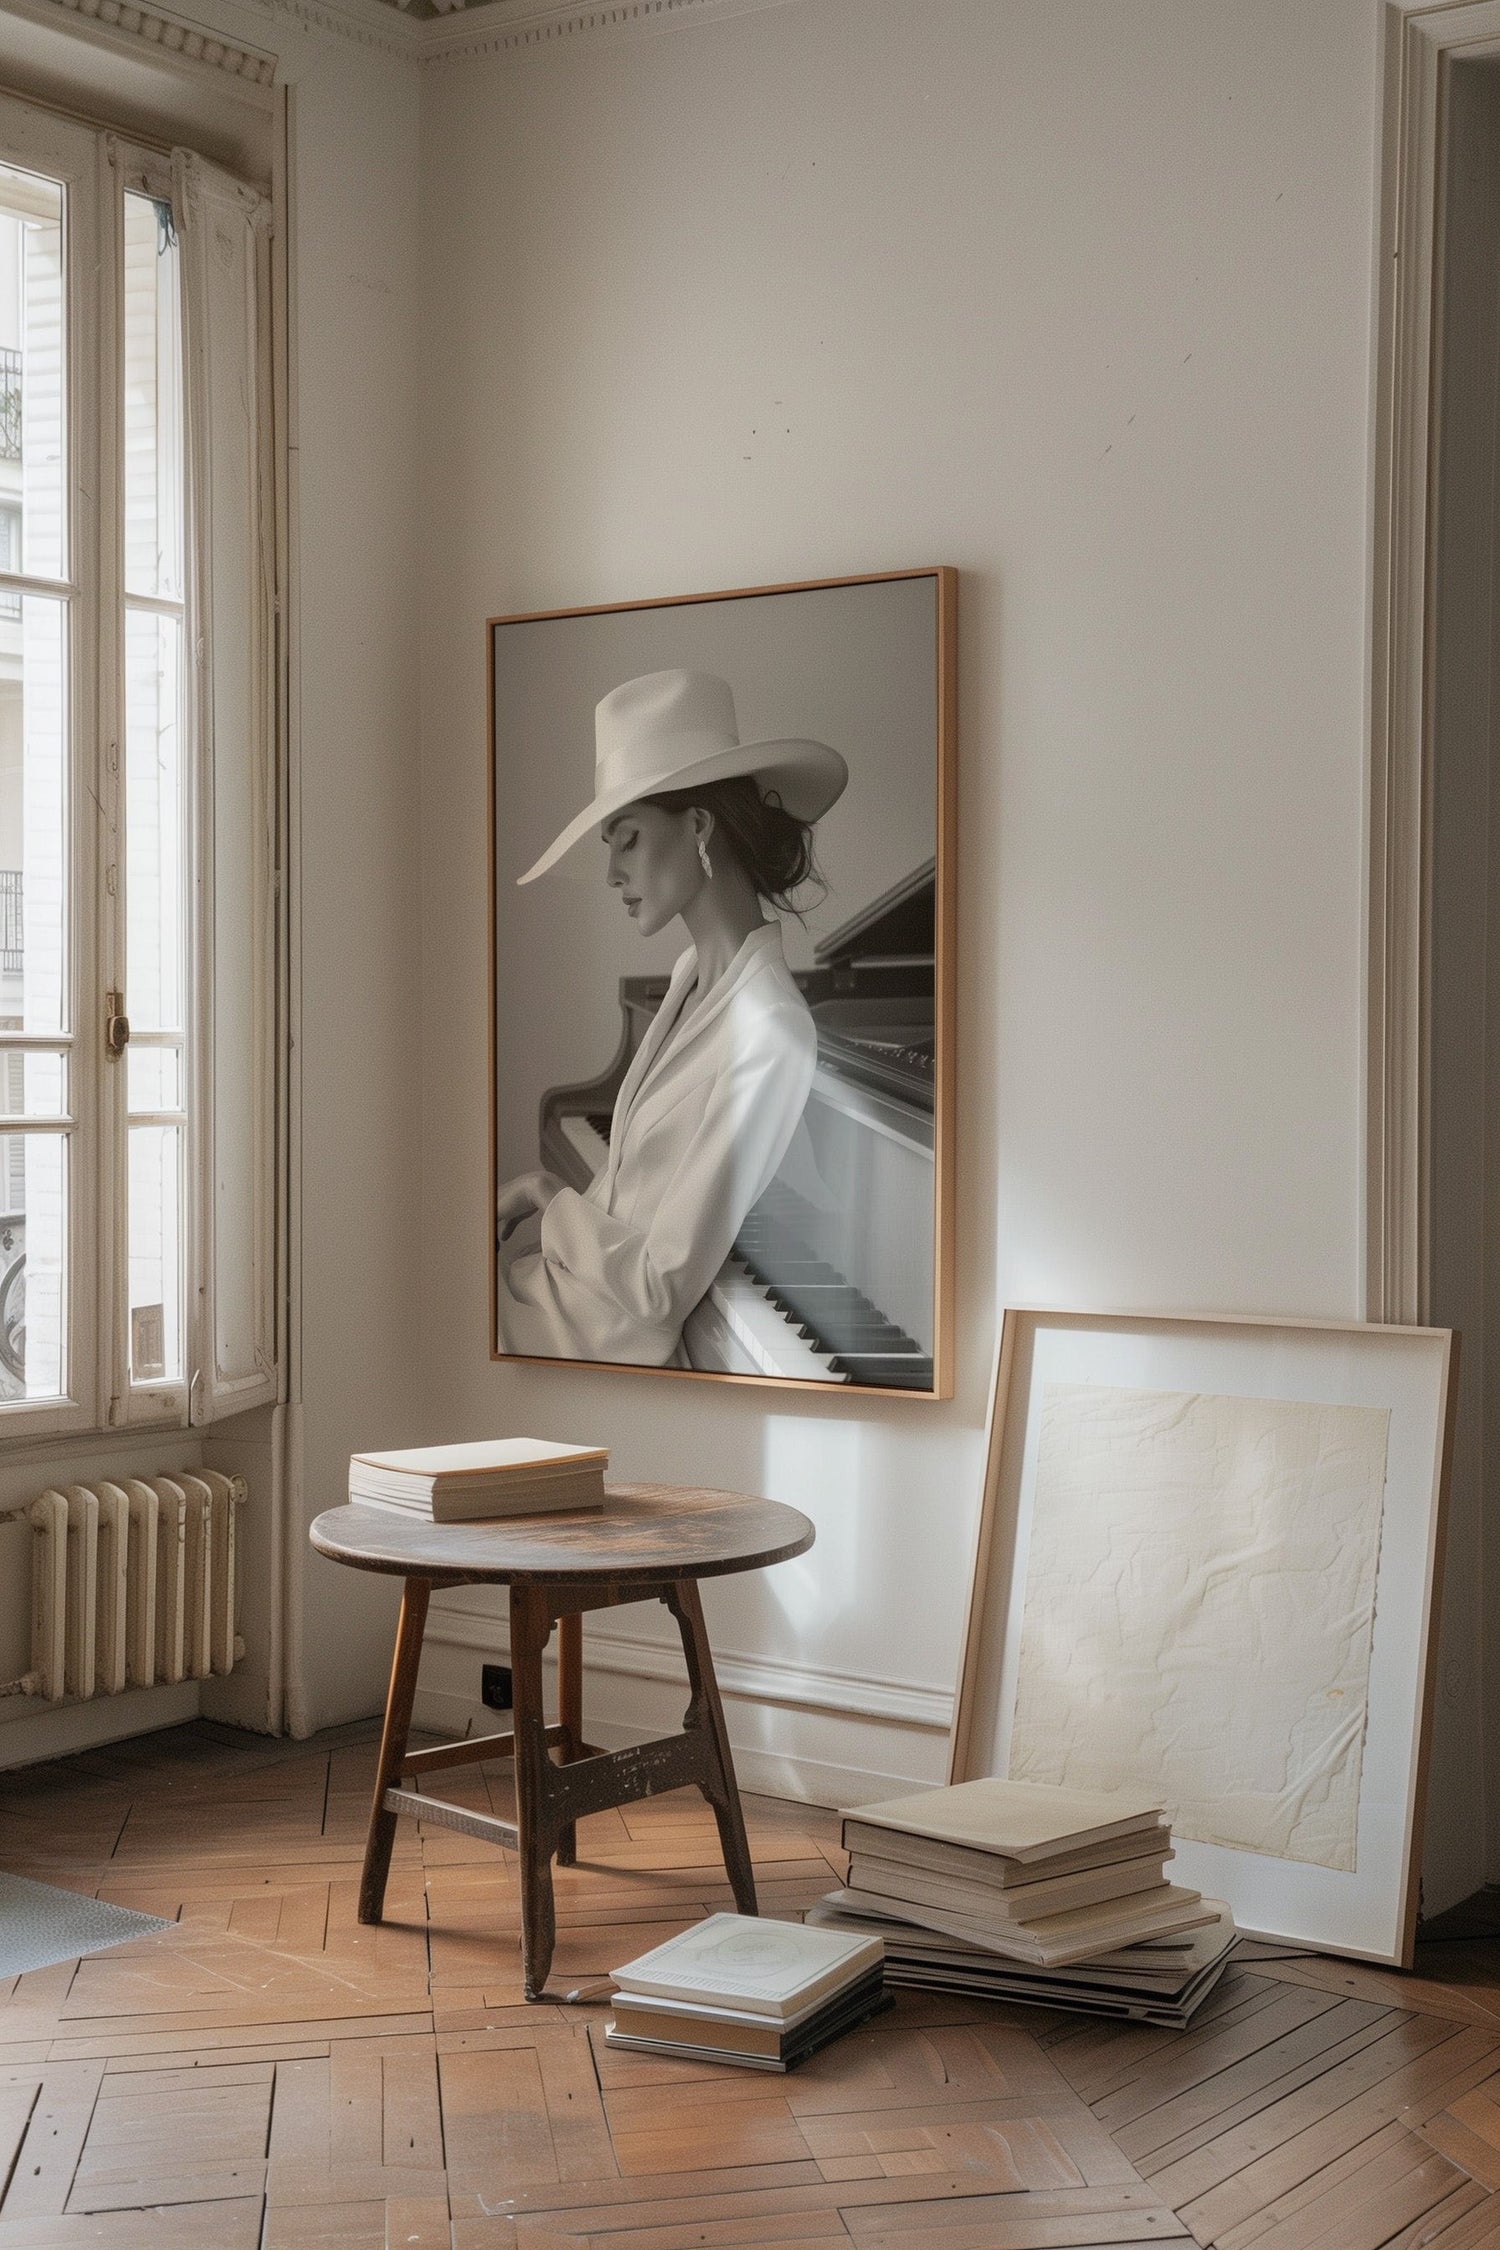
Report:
539,861,937,1389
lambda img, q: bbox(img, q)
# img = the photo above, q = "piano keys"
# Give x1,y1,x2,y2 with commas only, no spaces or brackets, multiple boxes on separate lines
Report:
707,1183,934,1389
555,1108,611,1181
537,861,938,1390
678,1250,842,1383
539,979,673,1189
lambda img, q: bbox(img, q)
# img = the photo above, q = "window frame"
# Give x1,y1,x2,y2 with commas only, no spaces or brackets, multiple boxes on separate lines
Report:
110,140,190,1430
0,97,104,1441
0,89,277,1443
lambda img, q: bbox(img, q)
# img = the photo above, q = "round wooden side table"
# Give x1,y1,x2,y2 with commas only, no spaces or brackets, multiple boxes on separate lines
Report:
310,1483,815,1999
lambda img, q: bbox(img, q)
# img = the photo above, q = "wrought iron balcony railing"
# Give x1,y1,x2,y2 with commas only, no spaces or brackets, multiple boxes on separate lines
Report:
0,350,18,463
0,872,21,978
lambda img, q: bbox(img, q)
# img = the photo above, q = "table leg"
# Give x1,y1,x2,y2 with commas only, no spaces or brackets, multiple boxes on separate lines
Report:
666,1577,758,1916
359,1574,431,1926
510,1581,559,1998
555,1610,582,1868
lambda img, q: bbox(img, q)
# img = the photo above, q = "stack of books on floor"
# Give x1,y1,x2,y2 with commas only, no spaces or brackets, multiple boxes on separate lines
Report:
604,1911,892,2071
807,1777,1238,2028
348,1437,608,1521
809,1897,1238,2028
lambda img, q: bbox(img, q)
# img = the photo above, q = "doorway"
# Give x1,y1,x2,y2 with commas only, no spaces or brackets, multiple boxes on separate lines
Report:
1425,51,1500,1917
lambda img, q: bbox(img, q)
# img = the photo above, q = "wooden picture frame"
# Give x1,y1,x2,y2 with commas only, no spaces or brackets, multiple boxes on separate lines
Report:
488,568,956,1399
950,1308,1458,1968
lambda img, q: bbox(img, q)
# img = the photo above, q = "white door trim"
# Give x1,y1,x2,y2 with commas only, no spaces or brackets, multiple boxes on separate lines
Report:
1370,0,1500,1321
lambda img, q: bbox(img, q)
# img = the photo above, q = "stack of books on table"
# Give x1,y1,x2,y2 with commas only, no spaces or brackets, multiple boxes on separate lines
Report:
348,1437,608,1522
604,1912,892,2072
807,1777,1238,2028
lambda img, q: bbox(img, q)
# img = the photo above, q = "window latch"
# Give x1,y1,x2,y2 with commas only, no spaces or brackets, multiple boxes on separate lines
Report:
105,991,130,1058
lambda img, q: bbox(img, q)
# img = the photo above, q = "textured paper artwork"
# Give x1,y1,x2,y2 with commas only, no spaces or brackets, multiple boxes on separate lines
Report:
1008,1382,1392,1872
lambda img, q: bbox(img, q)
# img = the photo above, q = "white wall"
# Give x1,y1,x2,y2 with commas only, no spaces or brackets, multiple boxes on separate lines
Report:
272,13,426,1729
415,0,1383,1808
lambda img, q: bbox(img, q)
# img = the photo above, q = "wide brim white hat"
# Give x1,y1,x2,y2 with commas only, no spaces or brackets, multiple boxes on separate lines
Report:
518,667,848,884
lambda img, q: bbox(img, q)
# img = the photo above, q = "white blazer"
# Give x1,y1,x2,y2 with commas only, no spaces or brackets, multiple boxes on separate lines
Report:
497,922,817,1366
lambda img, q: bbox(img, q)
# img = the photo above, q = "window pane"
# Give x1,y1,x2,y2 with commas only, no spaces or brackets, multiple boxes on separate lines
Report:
128,1122,179,1384
0,1128,65,1402
123,194,182,604
0,506,18,616
123,188,187,1401
0,1048,65,1117
124,606,183,1033
0,595,68,1036
126,1044,180,1114
0,162,65,585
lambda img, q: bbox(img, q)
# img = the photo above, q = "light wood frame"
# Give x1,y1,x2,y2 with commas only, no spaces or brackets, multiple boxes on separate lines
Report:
486,567,957,1401
950,1307,1459,1968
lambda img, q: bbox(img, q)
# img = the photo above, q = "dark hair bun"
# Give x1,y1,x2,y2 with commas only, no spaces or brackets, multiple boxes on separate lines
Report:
647,775,827,913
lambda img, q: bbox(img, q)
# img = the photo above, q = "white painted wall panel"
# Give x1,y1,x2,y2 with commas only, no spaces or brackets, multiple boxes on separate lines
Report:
414,0,1380,1797
273,14,424,1728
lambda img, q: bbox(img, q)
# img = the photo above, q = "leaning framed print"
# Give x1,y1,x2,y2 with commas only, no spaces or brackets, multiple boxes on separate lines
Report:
950,1309,1457,1966
488,568,956,1398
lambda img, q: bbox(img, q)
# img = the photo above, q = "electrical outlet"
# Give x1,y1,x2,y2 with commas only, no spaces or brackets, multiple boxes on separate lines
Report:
481,1663,513,1711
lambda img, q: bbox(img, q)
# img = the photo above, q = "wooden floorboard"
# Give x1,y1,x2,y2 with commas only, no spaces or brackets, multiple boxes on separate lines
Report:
0,1720,1497,2248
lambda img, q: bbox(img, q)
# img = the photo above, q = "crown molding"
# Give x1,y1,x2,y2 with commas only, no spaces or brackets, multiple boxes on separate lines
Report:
16,0,795,82
245,0,419,60
416,0,800,69
10,0,280,85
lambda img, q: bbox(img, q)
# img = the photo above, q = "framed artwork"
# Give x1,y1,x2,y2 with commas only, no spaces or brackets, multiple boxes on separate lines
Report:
488,569,956,1398
950,1308,1457,1966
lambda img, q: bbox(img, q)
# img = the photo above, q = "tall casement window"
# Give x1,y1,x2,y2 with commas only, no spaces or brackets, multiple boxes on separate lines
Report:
0,91,276,1439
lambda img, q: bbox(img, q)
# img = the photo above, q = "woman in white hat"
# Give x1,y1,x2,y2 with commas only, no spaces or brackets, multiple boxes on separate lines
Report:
495,668,847,1368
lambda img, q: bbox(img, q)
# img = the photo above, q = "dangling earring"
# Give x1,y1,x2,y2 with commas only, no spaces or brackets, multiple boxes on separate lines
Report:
697,834,713,881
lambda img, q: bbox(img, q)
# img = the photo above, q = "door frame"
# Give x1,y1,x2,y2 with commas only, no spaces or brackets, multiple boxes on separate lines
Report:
1370,0,1500,1321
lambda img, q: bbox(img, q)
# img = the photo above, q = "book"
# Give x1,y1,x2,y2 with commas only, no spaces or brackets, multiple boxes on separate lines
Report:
608,1965,887,2061
610,1912,883,2021
604,1983,894,2072
806,1900,1238,2029
810,1897,1234,1981
348,1438,608,1522
844,1778,1165,1866
839,1818,1172,1889
825,1880,1214,1966
609,1962,887,2040
844,1845,1172,1922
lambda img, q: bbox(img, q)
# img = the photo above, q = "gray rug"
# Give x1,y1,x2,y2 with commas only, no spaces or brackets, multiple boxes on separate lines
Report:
0,1871,171,1976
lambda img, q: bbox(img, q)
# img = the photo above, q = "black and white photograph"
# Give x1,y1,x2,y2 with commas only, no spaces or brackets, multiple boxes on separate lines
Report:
489,569,955,1395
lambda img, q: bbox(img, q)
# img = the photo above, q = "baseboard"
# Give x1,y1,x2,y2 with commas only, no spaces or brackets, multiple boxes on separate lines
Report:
415,1600,953,1808
409,1677,945,1807
0,1679,202,1771
423,1600,953,1730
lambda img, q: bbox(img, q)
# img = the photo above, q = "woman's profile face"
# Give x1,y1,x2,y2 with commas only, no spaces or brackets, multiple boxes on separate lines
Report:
602,801,702,937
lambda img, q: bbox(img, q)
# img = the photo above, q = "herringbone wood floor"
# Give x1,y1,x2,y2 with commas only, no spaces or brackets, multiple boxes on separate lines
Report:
3,1722,1500,2248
